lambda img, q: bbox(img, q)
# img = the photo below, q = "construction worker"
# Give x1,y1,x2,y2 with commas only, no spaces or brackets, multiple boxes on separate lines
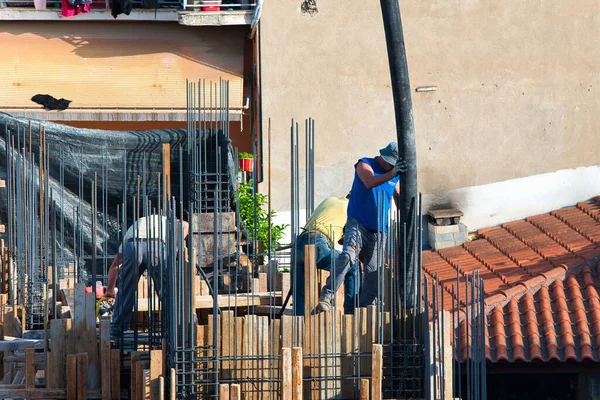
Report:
316,142,406,313
293,194,359,315
105,214,189,337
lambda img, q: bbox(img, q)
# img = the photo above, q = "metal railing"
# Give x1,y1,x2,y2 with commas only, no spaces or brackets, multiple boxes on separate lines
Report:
0,0,255,13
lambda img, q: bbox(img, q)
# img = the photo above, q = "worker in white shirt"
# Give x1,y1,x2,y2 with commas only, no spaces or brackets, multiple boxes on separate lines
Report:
105,215,189,337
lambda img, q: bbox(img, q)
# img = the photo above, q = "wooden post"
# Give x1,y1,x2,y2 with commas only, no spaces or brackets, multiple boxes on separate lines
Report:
230,384,241,400
158,376,165,400
291,347,302,400
25,346,35,388
100,318,111,400
150,350,163,400
66,354,77,400
77,353,89,400
170,368,176,400
219,384,230,400
281,348,292,400
110,349,121,400
371,344,383,400
359,379,370,400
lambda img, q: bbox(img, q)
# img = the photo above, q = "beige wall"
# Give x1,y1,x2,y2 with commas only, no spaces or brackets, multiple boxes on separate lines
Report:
260,1,600,212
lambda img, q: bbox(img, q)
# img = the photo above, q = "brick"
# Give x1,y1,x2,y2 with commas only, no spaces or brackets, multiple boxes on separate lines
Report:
431,232,455,242
431,239,456,250
428,223,460,235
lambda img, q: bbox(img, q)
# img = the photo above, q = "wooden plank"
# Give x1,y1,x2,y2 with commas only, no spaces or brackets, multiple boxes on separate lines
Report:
130,352,143,400
25,346,35,388
136,361,148,400
110,350,120,400
133,292,282,312
77,353,89,400
258,273,267,293
220,311,234,377
281,348,292,400
0,388,102,399
359,307,368,376
241,315,251,398
270,317,281,391
291,347,302,400
341,314,356,399
230,384,241,400
234,317,244,383
143,369,150,400
67,354,77,400
303,244,317,318
371,344,382,400
366,305,376,376
73,284,87,354
260,316,270,399
100,318,111,400
149,350,162,400
219,384,230,400
359,379,369,400
280,316,293,350
47,319,66,388
85,292,100,389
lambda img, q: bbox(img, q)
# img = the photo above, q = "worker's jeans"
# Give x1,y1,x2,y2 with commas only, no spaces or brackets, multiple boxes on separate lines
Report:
320,218,385,309
292,231,359,315
111,239,165,336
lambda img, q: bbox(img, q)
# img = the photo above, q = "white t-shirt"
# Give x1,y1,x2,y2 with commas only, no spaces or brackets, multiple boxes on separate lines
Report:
118,215,176,253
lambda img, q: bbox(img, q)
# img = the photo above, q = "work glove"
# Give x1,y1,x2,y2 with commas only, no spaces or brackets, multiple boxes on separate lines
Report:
393,158,408,176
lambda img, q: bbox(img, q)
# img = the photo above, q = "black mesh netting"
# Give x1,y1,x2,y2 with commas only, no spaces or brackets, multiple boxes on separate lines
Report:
0,113,237,282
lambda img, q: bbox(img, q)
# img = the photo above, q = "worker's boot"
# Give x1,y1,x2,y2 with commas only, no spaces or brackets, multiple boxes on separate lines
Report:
314,299,333,314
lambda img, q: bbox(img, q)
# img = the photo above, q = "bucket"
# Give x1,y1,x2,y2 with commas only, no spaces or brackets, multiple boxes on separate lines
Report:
238,158,254,172
200,0,221,11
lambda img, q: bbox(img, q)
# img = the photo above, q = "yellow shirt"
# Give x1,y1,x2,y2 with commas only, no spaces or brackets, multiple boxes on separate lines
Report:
303,197,349,243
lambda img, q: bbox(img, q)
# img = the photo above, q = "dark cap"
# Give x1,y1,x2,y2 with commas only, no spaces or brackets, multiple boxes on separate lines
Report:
379,142,399,165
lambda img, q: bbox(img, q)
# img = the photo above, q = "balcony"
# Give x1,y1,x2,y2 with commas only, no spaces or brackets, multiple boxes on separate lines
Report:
0,0,257,24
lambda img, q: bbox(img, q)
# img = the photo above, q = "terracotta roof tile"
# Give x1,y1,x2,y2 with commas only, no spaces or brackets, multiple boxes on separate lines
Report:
527,213,599,261
552,207,600,244
438,246,508,295
502,219,582,268
577,200,600,223
463,240,532,285
479,226,554,277
423,198,600,363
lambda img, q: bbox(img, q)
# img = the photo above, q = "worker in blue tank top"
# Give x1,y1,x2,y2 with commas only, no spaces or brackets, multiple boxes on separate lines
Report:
316,142,406,313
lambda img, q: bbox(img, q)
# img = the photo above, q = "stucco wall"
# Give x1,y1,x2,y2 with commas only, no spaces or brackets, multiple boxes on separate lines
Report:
260,1,600,219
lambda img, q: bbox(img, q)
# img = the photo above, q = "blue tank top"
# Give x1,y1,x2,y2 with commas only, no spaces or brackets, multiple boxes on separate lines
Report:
347,157,399,232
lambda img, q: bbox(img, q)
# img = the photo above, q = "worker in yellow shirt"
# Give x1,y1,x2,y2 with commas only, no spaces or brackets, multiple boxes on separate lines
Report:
293,194,359,315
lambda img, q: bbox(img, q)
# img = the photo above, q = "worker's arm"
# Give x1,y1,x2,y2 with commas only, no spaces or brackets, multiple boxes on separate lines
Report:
105,253,122,298
356,161,396,189
393,181,400,208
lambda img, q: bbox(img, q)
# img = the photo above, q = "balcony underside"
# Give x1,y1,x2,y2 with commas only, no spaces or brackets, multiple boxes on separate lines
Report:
0,5,254,25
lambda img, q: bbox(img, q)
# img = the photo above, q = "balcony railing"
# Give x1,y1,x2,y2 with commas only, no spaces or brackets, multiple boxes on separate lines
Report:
0,0,256,16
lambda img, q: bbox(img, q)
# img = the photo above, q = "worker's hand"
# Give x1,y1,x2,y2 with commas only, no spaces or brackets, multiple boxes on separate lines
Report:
104,288,116,298
393,158,408,176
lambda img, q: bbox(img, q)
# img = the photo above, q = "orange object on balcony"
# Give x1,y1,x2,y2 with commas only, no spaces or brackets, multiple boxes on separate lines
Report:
200,0,221,11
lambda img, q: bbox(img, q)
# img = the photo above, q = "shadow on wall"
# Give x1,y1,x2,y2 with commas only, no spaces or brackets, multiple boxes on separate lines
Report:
4,22,246,77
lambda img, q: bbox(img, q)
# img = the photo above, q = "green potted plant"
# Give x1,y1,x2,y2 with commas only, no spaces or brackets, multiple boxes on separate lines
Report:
236,180,287,264
238,152,255,173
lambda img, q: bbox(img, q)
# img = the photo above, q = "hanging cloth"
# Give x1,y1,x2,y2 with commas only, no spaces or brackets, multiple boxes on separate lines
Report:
61,0,91,17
